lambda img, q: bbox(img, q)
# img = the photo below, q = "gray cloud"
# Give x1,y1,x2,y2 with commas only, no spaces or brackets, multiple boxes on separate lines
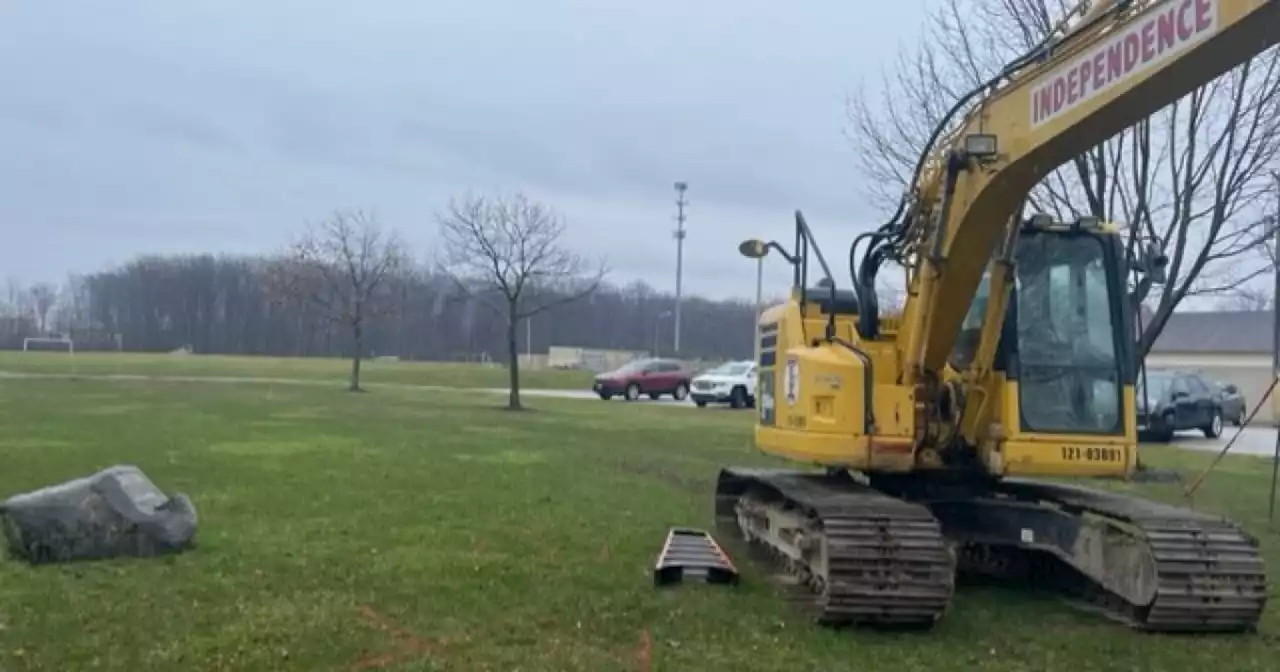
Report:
0,0,927,300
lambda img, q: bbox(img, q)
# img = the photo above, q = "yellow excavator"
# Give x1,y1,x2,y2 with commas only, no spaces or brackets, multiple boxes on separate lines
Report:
718,0,1278,632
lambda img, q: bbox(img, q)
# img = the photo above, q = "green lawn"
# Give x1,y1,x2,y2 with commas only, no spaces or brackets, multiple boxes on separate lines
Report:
1,375,1279,671
0,351,593,391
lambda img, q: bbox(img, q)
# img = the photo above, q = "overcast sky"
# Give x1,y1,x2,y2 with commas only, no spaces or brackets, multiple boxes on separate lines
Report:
0,0,929,301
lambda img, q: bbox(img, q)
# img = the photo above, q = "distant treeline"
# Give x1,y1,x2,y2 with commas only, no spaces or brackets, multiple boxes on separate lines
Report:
2,254,760,362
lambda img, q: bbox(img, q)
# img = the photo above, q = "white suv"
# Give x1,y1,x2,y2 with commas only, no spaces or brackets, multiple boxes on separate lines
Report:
690,360,756,409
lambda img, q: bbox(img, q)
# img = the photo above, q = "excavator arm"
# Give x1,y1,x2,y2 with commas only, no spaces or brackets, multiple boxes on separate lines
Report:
892,0,1279,382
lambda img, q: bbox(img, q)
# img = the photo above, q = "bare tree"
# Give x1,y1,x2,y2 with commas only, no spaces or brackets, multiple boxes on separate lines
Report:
56,274,91,334
2,277,26,319
1217,287,1273,311
28,283,58,334
1219,181,1280,310
267,209,408,391
437,191,607,409
70,252,761,360
847,0,1280,359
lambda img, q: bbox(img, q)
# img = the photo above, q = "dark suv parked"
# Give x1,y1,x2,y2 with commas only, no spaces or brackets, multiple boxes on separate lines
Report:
1213,380,1247,426
1137,369,1225,441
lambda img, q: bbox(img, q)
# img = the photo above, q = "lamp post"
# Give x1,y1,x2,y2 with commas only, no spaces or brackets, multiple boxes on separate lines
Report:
738,238,771,362
1271,170,1279,384
654,310,672,357
1269,170,1280,522
673,182,688,354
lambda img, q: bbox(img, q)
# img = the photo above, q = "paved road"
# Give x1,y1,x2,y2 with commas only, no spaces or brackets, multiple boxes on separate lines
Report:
556,391,1280,457
7,369,1274,452
528,389,1280,454
0,369,708,407
509,387,700,406
1158,425,1280,458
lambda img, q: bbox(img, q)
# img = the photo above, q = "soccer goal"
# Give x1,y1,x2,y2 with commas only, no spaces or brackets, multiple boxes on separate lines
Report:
22,337,74,354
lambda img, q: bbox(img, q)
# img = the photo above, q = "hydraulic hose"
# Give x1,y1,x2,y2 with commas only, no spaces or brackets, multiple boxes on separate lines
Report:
848,1,1125,337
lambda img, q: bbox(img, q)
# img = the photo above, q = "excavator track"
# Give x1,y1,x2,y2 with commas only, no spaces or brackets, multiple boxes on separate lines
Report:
715,468,1265,633
714,467,956,627
987,479,1268,632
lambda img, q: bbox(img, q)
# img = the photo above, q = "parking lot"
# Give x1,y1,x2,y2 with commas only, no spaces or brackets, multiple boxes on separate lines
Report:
1160,425,1280,458
526,386,1280,457
511,387,698,405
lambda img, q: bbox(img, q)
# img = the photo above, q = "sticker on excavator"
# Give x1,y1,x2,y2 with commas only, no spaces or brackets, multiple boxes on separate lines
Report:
653,527,739,587
758,376,776,426
1061,445,1124,462
783,358,799,405
1030,0,1220,128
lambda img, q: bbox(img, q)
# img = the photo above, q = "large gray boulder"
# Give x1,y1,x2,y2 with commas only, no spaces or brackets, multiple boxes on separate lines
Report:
0,465,197,564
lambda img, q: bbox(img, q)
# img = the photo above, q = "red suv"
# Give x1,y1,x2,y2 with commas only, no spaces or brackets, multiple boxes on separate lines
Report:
593,358,692,402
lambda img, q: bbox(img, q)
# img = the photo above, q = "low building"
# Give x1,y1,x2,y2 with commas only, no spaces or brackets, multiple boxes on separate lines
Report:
546,346,648,373
1145,310,1276,423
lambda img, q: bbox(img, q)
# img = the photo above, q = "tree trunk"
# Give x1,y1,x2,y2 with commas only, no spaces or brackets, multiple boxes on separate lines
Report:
349,320,363,392
507,313,521,410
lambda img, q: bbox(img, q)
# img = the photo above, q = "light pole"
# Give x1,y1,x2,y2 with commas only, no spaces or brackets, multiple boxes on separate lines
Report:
654,310,672,357
738,238,772,362
1271,170,1279,381
754,256,763,323
1268,170,1280,521
673,181,688,354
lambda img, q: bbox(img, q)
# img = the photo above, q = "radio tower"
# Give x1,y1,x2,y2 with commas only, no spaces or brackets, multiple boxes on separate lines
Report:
673,181,688,354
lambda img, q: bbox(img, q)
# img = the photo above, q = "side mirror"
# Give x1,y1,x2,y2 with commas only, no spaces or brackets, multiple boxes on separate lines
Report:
1171,390,1188,400
1226,384,1239,394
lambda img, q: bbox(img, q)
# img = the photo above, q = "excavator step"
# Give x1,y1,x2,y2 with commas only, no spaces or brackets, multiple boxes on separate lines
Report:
653,527,739,587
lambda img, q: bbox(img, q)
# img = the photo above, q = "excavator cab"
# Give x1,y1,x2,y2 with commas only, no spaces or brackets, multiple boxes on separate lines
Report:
740,212,1141,479
949,216,1137,473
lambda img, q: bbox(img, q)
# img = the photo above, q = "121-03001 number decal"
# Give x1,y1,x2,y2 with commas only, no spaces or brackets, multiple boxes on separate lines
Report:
1061,446,1124,462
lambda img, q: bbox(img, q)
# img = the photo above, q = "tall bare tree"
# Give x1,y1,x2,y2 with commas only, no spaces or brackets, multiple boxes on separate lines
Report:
1220,175,1280,310
1217,287,1273,311
55,274,91,334
68,252,757,360
267,209,408,391
3,278,26,319
28,283,58,334
847,0,1280,358
437,191,607,409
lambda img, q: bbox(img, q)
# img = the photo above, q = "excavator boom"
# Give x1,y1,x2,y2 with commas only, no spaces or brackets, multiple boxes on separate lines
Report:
906,0,1279,375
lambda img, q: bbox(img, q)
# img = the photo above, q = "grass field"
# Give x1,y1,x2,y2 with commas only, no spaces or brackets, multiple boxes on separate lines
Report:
0,351,593,391
2,360,1280,670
